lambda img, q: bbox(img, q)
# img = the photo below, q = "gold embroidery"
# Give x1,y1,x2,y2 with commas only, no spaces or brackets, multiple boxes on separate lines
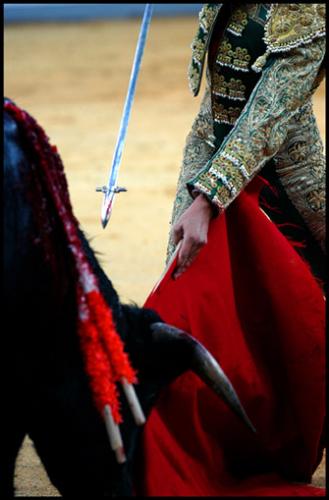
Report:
306,188,325,211
216,38,251,72
252,4,326,72
212,73,246,101
188,4,325,93
194,172,232,207
188,62,201,95
267,4,325,48
193,39,325,239
216,39,232,66
194,172,214,194
213,101,242,126
227,8,248,37
223,139,258,176
191,36,207,66
184,30,325,251
287,141,308,163
212,185,232,208
233,47,251,72
188,4,222,96
273,101,325,250
199,4,219,34
212,74,227,98
192,144,254,211
210,158,245,192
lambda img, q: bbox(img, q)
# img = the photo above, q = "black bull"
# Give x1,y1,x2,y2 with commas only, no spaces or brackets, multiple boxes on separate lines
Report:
2,99,254,497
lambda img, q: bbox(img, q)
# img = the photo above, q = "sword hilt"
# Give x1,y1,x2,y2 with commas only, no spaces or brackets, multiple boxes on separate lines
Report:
97,185,128,229
96,186,127,195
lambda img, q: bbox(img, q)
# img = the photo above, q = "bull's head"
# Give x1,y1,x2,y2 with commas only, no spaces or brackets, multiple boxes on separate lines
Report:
3,98,255,497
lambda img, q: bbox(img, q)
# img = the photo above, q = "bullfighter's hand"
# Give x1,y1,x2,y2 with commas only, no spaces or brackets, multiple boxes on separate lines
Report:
172,192,213,279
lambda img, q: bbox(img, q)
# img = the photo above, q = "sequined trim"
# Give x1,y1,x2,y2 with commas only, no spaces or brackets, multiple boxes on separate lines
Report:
216,38,251,73
193,171,232,208
199,3,219,34
252,3,326,72
209,162,238,195
212,73,246,101
266,4,326,51
190,36,207,68
226,8,248,37
213,101,242,126
221,151,250,179
188,4,222,96
188,63,201,95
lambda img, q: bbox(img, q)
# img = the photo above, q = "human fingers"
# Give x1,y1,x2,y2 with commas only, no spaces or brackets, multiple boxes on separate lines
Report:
173,238,201,279
172,222,184,246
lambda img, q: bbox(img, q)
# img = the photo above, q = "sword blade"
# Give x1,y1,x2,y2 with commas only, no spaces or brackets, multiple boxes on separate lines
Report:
101,4,153,228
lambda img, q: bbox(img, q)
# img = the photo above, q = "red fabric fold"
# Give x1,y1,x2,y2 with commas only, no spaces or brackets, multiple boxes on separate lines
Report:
135,178,325,496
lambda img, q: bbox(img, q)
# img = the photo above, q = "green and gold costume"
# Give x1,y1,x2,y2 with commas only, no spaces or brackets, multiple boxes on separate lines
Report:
167,3,325,260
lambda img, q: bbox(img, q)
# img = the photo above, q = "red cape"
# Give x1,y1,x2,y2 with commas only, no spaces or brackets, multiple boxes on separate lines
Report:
135,178,325,496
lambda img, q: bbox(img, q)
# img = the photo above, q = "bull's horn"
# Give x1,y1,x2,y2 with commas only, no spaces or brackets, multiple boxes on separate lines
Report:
150,322,256,434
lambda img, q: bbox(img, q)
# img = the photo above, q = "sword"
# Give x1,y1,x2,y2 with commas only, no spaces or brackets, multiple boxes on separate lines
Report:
96,4,154,229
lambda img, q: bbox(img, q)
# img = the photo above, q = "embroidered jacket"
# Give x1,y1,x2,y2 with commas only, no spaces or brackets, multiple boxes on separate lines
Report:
188,4,325,96
171,3,326,256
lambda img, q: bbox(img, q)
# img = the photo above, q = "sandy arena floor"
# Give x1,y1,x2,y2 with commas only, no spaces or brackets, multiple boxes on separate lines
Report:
4,17,326,496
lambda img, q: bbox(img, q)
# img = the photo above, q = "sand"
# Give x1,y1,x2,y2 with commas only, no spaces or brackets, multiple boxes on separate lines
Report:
4,17,325,496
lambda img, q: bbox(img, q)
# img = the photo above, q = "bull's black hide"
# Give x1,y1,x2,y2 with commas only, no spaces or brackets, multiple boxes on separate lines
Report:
2,103,197,497
2,100,252,497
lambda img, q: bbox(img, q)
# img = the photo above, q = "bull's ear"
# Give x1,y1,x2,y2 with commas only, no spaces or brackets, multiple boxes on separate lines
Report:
150,322,256,434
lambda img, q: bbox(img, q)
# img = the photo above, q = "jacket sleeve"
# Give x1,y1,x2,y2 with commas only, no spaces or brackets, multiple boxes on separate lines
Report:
187,37,326,212
166,85,217,262
274,101,325,252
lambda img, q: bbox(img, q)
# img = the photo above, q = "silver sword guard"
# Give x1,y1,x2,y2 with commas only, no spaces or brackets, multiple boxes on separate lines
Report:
97,185,128,227
96,186,128,195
